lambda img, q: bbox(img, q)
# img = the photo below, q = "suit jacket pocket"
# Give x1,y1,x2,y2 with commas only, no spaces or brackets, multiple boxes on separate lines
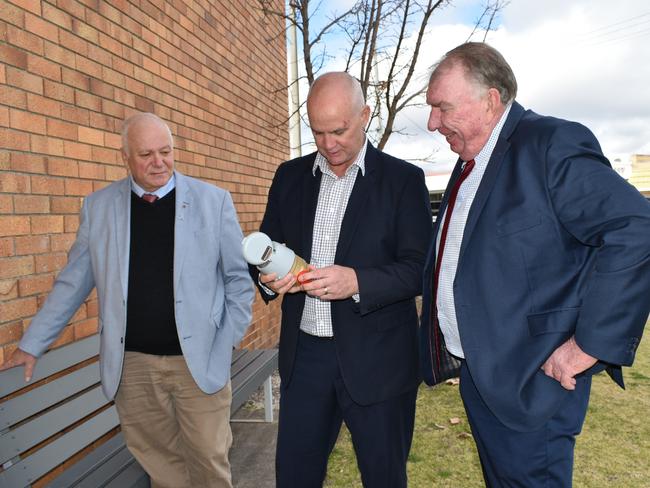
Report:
496,213,542,236
527,307,579,336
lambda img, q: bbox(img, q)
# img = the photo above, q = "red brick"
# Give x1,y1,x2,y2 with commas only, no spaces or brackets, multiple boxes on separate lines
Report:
6,23,43,55
105,165,127,181
0,279,18,300
75,90,102,111
86,298,98,317
60,105,89,125
0,127,30,151
0,84,27,109
0,172,30,192
34,252,67,272
64,214,79,232
78,162,105,179
101,99,125,119
6,65,43,94
25,14,58,43
44,45,76,72
50,325,74,348
30,215,64,234
78,127,104,146
75,55,102,79
10,152,47,174
0,255,34,279
91,146,119,165
60,0,87,22
42,3,73,30
46,119,78,140
31,134,65,157
15,234,50,255
63,141,92,161
74,317,98,339
65,178,93,196
14,0,41,15
50,232,76,252
0,105,7,128
88,113,115,132
27,53,61,81
31,175,65,195
9,108,46,134
43,79,75,103
0,237,15,257
26,93,61,117
0,320,26,345
0,195,13,214
18,273,54,297
104,132,122,150
0,41,28,70
50,196,81,214
14,195,50,214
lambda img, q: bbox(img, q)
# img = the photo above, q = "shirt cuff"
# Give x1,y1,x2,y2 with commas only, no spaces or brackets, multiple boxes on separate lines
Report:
258,274,276,296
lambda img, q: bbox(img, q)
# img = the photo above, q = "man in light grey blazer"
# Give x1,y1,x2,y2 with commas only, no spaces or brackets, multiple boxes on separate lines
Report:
0,113,254,488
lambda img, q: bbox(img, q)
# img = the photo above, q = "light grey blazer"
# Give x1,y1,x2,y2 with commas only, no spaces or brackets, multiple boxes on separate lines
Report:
19,172,254,399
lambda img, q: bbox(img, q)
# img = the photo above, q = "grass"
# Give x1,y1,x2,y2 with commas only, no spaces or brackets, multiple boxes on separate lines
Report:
324,325,650,487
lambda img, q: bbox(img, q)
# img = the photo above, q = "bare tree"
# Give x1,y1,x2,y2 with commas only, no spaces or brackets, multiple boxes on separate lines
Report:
258,0,507,151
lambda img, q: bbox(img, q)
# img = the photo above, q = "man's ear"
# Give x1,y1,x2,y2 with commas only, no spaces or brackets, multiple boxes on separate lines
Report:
360,104,371,126
487,88,502,114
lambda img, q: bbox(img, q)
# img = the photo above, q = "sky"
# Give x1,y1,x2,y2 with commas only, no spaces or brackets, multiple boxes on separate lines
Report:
290,0,650,184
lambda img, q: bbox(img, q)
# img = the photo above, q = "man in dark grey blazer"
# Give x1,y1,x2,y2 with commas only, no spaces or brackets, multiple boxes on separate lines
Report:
252,72,432,488
1,113,254,488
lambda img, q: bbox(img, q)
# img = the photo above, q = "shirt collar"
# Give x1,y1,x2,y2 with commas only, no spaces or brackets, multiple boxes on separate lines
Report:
130,172,176,198
312,137,368,177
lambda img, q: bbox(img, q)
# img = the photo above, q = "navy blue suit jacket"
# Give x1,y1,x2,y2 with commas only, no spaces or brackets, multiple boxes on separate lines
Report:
254,142,432,406
420,102,650,431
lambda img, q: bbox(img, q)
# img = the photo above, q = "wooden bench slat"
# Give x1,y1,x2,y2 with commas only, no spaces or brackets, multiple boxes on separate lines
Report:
231,350,278,414
45,434,128,488
0,386,110,465
1,362,100,430
0,407,120,488
0,336,100,398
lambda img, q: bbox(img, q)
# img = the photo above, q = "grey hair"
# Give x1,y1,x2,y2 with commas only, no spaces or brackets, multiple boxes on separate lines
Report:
121,112,173,153
430,42,517,105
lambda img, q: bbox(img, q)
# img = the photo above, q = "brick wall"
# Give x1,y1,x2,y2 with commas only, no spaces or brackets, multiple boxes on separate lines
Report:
0,0,288,362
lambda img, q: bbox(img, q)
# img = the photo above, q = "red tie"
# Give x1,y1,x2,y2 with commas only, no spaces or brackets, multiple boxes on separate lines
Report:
430,159,475,372
142,193,158,203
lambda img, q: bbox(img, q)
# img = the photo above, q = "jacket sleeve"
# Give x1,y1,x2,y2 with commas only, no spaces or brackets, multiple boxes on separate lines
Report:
546,121,650,366
218,191,255,346
19,198,96,357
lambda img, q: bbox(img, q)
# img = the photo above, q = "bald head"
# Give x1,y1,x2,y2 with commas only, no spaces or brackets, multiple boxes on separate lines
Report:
307,72,366,113
121,112,173,154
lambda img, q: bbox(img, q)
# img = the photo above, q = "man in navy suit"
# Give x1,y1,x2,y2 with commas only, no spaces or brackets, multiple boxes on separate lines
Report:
252,72,432,487
420,42,650,487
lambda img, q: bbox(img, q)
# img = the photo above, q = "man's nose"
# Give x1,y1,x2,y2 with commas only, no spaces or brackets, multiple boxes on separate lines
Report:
323,135,336,150
427,109,441,132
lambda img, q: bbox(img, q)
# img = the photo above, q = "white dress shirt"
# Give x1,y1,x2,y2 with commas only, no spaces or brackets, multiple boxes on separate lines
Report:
436,105,511,357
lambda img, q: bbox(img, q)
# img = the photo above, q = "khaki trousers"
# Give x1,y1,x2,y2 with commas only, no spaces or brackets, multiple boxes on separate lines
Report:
115,351,233,488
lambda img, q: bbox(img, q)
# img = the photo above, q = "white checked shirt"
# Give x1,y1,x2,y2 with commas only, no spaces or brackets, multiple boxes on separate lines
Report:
436,104,512,357
300,142,367,337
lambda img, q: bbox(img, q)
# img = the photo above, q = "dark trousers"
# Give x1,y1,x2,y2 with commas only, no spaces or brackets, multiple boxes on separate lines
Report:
276,331,417,488
459,361,591,488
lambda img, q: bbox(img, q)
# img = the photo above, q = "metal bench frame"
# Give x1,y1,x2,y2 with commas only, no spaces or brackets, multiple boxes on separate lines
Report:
0,335,277,488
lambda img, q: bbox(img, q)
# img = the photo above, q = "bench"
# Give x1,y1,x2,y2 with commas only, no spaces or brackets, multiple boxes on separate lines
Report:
0,335,278,488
